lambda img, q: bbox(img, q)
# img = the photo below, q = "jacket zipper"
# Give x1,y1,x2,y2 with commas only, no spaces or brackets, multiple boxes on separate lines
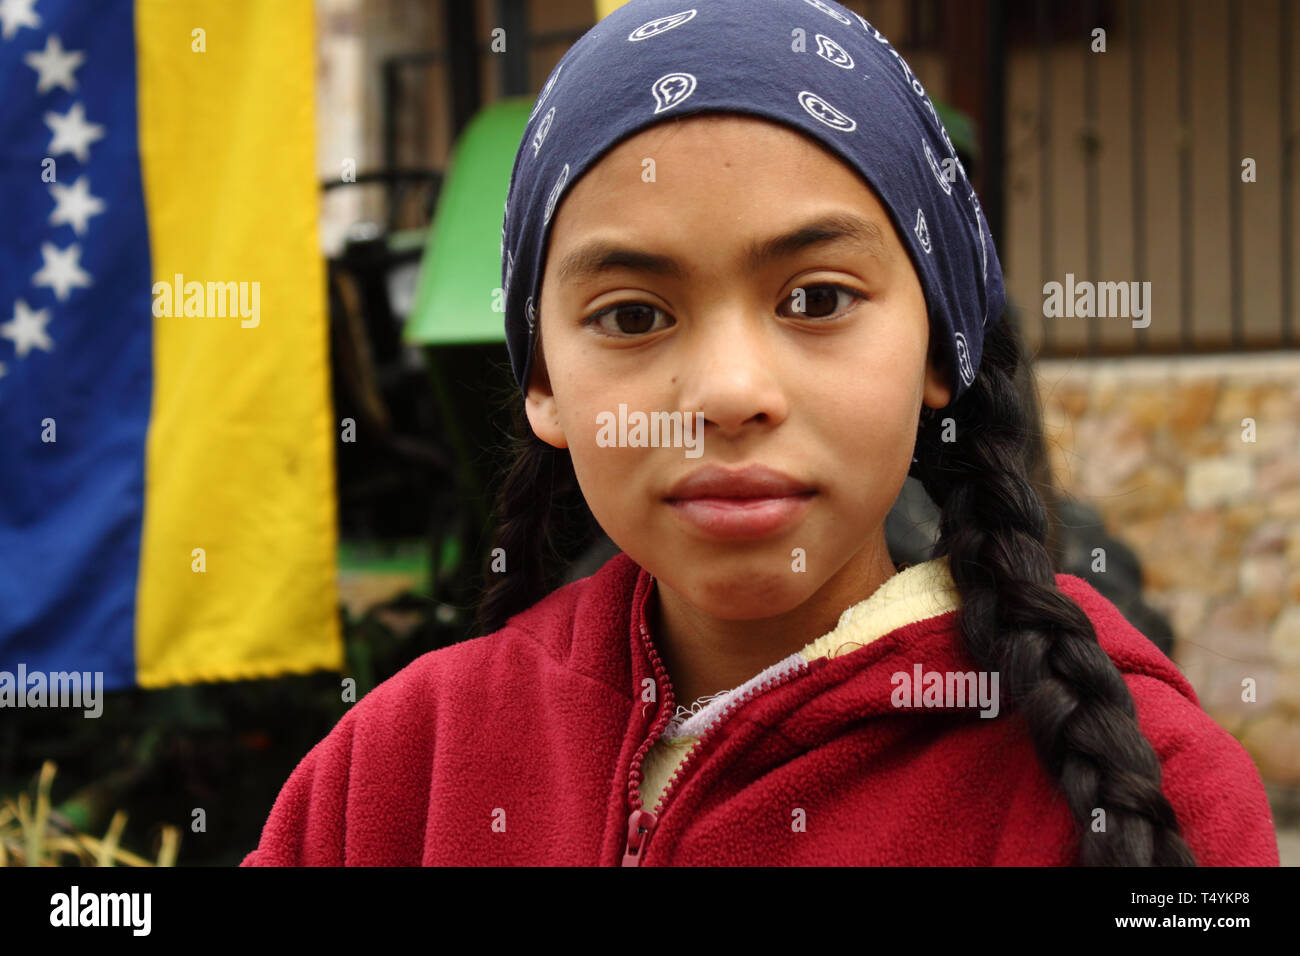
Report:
621,619,812,866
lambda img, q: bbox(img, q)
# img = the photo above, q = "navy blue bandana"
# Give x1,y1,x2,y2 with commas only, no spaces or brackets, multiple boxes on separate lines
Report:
500,0,1004,411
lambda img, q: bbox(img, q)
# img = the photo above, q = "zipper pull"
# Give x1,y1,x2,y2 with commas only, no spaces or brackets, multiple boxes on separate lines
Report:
621,808,658,867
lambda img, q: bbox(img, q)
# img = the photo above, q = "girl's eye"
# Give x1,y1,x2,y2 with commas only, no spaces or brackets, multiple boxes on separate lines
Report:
583,303,673,337
582,283,865,336
779,283,866,320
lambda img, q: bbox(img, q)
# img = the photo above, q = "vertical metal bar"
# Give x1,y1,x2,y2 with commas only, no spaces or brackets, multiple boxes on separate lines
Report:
1038,0,1054,354
985,0,1007,254
383,59,399,214
444,0,482,140
1283,0,1294,346
496,0,529,97
1228,0,1242,348
1178,6,1193,351
1084,0,1100,356
1130,0,1147,353
941,0,988,195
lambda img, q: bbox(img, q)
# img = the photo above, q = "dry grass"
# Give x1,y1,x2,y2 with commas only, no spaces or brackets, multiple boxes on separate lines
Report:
0,761,179,867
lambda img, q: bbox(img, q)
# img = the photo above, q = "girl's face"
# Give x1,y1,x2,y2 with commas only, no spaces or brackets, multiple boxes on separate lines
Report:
526,114,951,620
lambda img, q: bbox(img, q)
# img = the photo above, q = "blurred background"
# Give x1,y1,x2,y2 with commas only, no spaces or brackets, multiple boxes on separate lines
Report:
1,0,1297,866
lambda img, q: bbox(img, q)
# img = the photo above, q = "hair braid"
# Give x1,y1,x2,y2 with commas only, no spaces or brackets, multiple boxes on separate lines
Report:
914,312,1197,866
476,398,593,637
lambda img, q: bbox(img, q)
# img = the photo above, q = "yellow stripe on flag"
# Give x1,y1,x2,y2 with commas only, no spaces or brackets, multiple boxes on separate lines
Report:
595,0,632,19
134,0,342,686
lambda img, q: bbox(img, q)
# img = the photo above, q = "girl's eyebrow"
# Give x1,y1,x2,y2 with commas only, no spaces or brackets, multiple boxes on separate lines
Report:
556,212,891,284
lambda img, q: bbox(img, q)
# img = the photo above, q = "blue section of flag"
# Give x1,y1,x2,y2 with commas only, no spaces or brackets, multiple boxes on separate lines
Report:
0,0,153,691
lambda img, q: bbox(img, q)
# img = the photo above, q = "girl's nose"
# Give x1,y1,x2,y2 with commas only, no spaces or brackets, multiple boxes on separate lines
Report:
675,313,790,438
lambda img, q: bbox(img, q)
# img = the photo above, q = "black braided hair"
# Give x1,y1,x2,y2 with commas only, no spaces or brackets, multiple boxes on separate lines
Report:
475,308,1197,865
475,391,594,637
912,310,1196,865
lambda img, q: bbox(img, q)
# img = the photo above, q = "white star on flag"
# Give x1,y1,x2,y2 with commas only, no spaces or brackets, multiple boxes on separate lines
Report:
49,176,105,235
23,34,85,94
0,0,40,40
1,300,54,358
32,242,93,301
44,102,105,163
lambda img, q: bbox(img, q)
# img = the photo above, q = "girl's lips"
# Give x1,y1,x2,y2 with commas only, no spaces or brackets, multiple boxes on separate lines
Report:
666,491,816,539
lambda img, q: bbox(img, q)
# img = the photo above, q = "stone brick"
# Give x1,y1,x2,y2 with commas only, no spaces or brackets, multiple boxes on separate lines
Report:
1031,359,1300,787
1273,488,1300,519
1114,462,1183,522
1075,415,1150,498
1286,525,1300,566
1128,386,1174,431
1244,520,1288,555
1259,456,1300,496
1168,378,1220,437
1185,456,1255,510
1195,597,1275,661
1240,711,1300,785
1154,589,1210,639
1214,383,1270,427
1272,606,1300,667
1274,666,1300,710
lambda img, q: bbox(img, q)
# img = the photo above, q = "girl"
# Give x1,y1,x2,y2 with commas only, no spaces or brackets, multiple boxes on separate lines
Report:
243,0,1278,866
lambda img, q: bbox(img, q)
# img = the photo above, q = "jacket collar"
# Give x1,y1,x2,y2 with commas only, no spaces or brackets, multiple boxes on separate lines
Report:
567,548,1196,720
626,552,963,688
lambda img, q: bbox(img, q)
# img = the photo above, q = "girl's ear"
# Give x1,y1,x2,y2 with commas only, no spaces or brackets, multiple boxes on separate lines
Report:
922,335,954,411
524,333,569,449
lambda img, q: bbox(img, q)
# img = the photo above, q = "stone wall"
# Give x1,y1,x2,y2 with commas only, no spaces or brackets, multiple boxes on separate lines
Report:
1035,351,1300,786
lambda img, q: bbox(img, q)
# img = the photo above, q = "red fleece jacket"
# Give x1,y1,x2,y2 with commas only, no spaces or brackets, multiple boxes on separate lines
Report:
241,552,1279,866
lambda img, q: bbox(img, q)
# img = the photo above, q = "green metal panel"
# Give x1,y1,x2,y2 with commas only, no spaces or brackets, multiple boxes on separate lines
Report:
405,96,533,346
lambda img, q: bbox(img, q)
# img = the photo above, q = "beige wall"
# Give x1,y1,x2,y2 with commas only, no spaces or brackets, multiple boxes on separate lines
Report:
1037,351,1300,783
1006,0,1300,355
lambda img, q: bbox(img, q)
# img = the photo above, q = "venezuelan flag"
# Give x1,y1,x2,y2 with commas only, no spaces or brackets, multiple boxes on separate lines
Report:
0,0,341,690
